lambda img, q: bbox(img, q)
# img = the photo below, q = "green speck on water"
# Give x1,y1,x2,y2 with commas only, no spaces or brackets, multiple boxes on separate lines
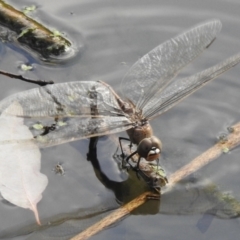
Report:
68,95,75,102
58,121,67,126
33,123,43,130
21,64,33,71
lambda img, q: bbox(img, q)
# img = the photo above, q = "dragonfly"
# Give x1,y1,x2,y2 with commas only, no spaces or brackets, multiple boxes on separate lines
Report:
0,19,240,170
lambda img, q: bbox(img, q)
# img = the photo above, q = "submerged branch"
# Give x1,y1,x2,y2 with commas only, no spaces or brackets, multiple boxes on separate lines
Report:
0,0,72,60
70,122,240,240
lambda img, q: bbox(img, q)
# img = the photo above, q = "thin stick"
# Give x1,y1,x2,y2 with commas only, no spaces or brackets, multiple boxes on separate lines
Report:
70,122,240,240
70,192,150,240
164,122,240,191
0,70,54,86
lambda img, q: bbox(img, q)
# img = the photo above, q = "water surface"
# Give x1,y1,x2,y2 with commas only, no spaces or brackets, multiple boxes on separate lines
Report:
0,0,240,239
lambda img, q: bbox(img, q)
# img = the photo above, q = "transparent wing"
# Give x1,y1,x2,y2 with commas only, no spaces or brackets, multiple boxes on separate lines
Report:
0,81,128,118
121,19,222,111
143,52,240,120
0,81,133,147
31,116,132,148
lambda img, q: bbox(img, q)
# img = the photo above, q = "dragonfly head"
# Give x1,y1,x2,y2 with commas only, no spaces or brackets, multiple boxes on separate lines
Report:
137,136,162,161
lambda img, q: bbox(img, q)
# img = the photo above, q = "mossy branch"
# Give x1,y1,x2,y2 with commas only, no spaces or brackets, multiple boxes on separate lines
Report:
0,0,72,59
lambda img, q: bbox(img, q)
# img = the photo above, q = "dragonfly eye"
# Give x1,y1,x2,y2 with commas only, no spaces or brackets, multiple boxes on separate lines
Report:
151,136,162,151
137,137,162,160
137,138,152,158
137,137,162,161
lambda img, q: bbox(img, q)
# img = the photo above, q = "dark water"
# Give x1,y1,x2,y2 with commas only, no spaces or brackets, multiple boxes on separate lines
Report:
0,0,240,239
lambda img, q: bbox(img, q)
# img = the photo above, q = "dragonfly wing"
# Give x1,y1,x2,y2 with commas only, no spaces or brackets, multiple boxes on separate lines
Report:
0,81,127,118
0,81,133,147
143,52,240,120
121,19,222,111
31,116,132,148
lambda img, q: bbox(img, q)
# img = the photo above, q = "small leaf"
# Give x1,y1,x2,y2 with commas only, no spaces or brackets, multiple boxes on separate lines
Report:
0,102,48,225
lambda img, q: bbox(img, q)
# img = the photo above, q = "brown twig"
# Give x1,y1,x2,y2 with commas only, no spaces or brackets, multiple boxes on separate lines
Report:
164,122,240,191
70,192,150,240
0,70,54,86
70,122,240,240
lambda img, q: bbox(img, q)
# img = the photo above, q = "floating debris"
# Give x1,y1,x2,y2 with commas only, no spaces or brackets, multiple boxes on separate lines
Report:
53,163,65,175
57,121,67,127
222,147,229,153
51,30,62,37
218,133,228,144
227,126,234,133
32,123,44,130
20,64,33,71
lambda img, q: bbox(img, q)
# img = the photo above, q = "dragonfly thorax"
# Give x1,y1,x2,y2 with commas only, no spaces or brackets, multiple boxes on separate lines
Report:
126,121,153,144
137,136,162,161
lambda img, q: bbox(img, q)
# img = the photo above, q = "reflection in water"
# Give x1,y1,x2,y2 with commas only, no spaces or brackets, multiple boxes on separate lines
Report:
161,179,240,233
0,0,239,239
161,180,240,218
0,25,40,65
196,209,218,233
87,137,161,214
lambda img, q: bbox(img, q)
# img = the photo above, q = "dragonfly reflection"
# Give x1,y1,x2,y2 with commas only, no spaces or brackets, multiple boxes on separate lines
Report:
0,19,240,170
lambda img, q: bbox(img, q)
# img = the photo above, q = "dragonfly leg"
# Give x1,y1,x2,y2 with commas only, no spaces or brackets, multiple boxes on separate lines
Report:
118,137,132,158
136,156,141,170
124,150,138,167
134,156,142,179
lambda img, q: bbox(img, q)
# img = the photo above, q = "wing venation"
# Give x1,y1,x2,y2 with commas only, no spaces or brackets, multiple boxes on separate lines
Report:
121,19,222,112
